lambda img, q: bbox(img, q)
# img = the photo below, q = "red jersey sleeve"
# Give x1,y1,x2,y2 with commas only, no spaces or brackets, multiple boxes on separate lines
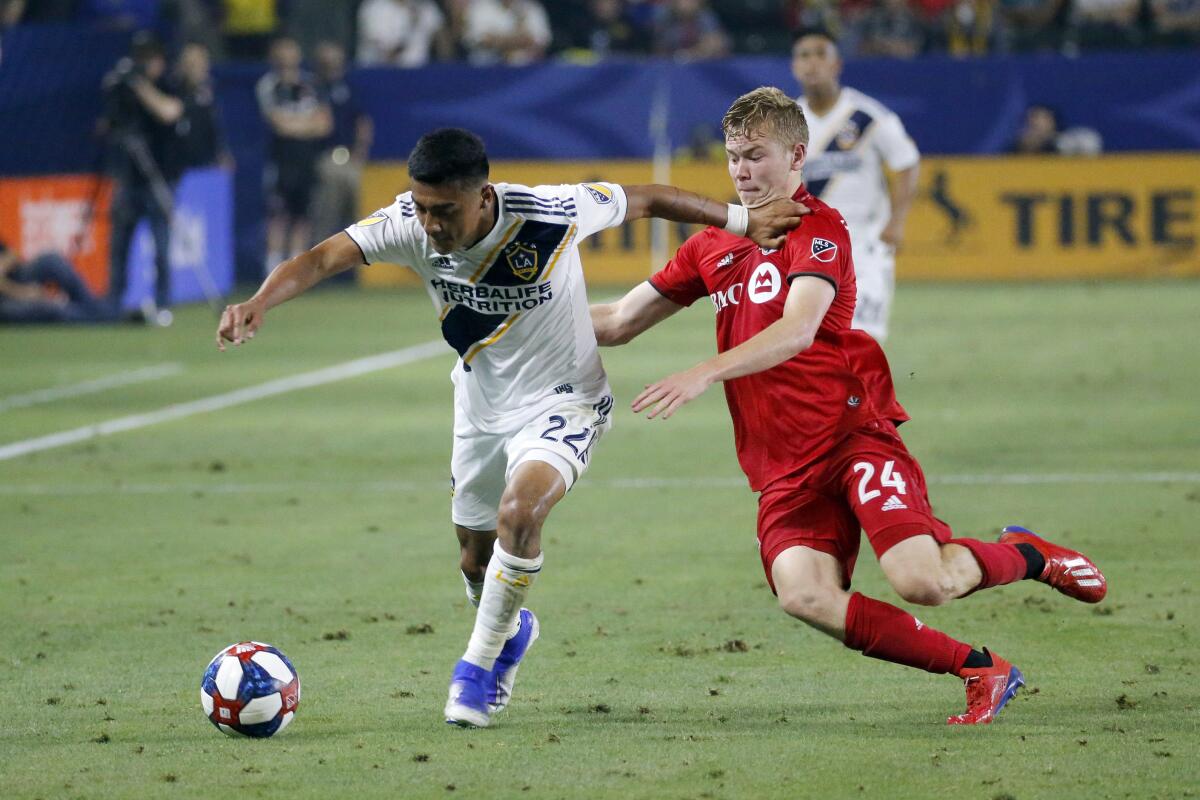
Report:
648,232,708,307
784,213,852,292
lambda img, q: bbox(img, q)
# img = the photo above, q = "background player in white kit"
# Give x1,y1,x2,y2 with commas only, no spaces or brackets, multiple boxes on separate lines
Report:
216,128,804,728
792,28,921,342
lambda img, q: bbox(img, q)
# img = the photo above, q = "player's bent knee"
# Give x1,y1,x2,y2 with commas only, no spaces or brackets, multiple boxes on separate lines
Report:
496,497,544,551
888,572,948,607
777,587,838,626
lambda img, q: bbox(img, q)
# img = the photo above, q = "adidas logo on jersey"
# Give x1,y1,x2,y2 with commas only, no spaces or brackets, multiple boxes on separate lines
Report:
717,253,734,268
881,495,908,511
811,238,838,262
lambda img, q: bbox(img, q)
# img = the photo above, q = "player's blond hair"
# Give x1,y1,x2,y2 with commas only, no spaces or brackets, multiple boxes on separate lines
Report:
722,86,809,148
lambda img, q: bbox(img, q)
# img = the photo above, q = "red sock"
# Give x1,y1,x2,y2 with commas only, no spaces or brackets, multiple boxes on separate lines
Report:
951,538,1027,591
843,592,972,675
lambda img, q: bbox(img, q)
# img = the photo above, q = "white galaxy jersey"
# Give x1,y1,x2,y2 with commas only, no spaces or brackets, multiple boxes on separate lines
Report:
346,181,627,431
798,87,919,245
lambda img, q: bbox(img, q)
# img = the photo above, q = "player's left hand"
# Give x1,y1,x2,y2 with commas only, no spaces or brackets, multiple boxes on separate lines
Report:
631,363,715,420
880,218,906,249
746,197,809,250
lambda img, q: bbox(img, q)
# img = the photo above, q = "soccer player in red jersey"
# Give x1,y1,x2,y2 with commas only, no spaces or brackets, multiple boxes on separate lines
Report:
590,87,1107,725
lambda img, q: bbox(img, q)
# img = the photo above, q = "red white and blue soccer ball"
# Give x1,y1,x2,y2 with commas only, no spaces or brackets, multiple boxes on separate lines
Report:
200,641,300,737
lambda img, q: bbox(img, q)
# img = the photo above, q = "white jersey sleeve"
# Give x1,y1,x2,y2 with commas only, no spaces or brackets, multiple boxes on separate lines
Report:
548,182,628,241
873,112,920,172
343,197,419,266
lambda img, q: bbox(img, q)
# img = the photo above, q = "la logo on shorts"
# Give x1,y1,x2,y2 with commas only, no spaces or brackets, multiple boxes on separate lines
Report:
811,237,837,262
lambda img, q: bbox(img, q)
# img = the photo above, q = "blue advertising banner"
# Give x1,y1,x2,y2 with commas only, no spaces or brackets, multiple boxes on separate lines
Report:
119,167,233,310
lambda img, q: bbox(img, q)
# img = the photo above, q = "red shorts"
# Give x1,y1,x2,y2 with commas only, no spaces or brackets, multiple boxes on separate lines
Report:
757,420,953,592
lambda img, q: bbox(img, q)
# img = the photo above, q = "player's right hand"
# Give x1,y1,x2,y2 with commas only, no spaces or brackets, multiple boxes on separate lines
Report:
746,197,809,250
216,299,266,352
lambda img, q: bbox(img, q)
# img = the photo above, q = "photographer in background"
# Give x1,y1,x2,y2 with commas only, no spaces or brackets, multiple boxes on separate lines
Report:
100,31,184,326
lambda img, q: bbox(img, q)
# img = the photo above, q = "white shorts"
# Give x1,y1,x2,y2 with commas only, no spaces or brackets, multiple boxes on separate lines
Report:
851,240,895,342
450,393,614,530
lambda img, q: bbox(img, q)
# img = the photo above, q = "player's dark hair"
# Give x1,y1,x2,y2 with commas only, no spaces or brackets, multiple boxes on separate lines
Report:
407,128,490,188
792,26,838,48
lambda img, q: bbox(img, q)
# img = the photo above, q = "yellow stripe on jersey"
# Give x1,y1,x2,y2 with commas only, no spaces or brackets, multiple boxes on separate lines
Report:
463,312,524,366
468,221,524,284
538,224,577,283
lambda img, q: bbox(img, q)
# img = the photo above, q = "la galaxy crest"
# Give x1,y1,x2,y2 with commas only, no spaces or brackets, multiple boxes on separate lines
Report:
505,242,539,281
835,120,861,150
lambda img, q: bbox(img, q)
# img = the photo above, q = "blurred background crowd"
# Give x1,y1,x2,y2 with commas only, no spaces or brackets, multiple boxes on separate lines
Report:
0,1,1194,324
2,0,1197,66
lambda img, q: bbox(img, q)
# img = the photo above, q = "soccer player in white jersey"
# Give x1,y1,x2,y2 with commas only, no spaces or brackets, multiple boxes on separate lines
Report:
792,28,920,342
216,128,804,728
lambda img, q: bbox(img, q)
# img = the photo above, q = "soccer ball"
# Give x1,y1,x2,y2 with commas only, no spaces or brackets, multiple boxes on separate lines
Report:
200,641,300,737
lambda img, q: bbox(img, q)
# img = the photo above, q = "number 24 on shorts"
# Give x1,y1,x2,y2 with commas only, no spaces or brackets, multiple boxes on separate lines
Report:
540,415,596,464
852,460,907,504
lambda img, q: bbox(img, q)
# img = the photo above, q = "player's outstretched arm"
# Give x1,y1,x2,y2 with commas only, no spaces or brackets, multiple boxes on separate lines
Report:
216,232,365,351
591,282,683,347
632,276,834,420
621,185,807,250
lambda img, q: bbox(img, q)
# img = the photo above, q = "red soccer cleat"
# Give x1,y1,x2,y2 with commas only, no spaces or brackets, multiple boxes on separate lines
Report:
999,525,1107,603
947,650,1024,725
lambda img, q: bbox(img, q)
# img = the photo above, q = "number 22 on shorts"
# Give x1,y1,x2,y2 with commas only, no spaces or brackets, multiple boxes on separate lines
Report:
852,460,907,504
540,414,595,463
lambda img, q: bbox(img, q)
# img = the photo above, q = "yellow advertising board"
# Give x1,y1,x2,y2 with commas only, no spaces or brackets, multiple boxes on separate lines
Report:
902,153,1198,279
359,153,1198,286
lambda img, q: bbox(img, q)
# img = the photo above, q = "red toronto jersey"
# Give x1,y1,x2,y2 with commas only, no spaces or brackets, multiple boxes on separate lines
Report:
648,186,908,491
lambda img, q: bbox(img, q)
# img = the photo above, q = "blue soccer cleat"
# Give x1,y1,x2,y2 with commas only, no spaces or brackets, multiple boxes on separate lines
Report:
444,659,491,728
489,608,540,713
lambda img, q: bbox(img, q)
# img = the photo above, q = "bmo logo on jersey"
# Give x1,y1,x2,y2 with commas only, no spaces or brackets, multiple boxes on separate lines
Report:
747,263,782,304
710,283,742,310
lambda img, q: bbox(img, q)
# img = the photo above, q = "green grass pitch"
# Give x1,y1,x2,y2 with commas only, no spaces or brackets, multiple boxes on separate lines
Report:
2,282,1197,799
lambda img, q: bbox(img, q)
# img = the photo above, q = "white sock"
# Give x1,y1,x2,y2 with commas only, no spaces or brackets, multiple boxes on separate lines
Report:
462,543,541,670
461,570,484,608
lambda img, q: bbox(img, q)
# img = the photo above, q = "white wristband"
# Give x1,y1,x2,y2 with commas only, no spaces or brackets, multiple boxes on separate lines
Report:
723,203,748,237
